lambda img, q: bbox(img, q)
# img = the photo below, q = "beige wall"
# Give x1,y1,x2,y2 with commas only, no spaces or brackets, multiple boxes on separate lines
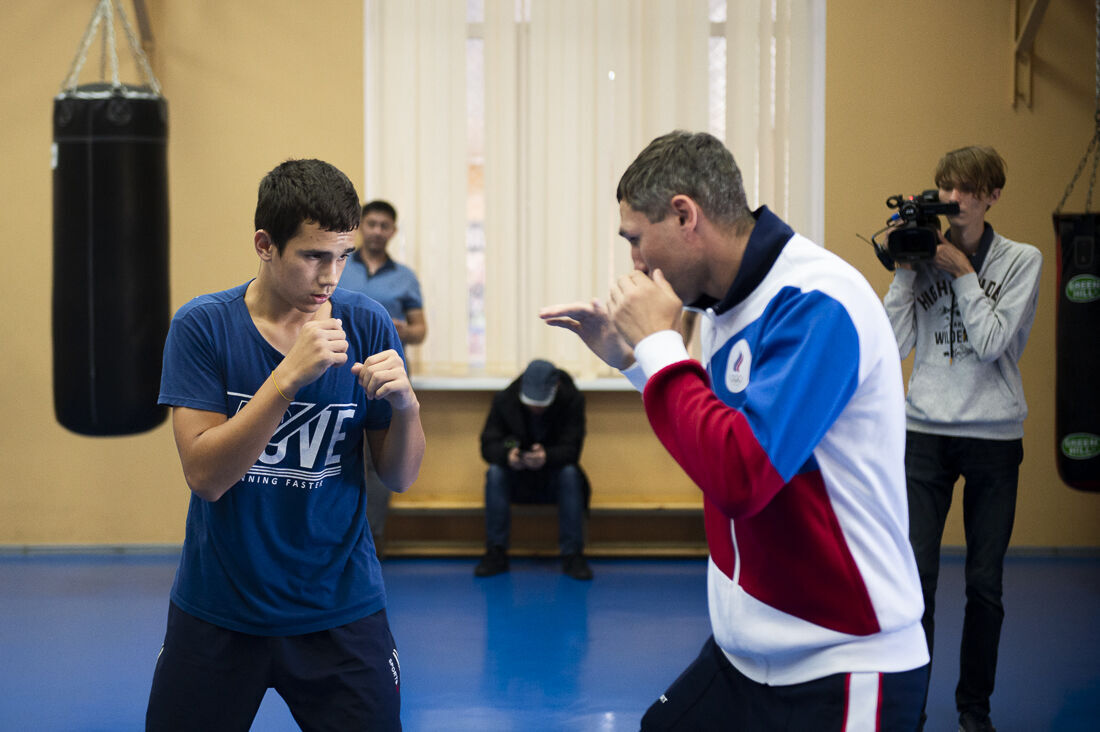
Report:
1,1,1097,547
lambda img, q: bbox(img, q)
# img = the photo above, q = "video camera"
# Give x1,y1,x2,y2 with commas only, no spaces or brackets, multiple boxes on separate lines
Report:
868,190,959,270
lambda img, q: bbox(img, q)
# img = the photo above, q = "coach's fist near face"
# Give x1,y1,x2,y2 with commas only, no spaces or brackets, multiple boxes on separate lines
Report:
607,269,683,347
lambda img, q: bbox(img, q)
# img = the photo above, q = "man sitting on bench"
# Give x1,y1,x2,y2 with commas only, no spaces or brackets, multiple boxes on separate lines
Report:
475,359,592,580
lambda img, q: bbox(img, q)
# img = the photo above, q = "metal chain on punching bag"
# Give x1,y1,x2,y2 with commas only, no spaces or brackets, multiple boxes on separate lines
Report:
1052,0,1100,490
53,0,170,436
1056,0,1100,214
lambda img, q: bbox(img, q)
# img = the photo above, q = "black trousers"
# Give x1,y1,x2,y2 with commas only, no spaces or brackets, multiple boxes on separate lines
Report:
905,431,1023,717
641,635,927,731
145,602,401,732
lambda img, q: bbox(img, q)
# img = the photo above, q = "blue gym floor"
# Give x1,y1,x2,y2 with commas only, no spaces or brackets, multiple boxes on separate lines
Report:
0,553,1097,731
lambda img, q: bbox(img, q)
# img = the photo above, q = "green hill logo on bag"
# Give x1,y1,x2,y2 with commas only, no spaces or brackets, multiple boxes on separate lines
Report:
1061,433,1100,460
1065,275,1100,303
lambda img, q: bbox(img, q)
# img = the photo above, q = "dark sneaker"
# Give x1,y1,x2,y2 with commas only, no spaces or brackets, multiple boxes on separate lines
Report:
562,553,593,581
474,546,509,577
958,711,996,732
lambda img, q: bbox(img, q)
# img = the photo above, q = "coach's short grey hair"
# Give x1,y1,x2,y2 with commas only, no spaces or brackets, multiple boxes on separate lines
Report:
616,130,753,231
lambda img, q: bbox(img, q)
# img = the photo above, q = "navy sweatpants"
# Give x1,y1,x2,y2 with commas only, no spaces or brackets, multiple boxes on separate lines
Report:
641,635,927,731
145,602,401,732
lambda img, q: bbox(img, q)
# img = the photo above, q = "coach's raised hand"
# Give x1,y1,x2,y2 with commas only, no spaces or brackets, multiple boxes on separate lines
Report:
539,298,636,370
607,269,683,348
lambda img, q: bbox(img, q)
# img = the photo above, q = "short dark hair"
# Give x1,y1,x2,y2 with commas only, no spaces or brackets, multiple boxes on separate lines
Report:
617,130,753,231
361,199,398,223
255,159,361,252
934,146,1006,197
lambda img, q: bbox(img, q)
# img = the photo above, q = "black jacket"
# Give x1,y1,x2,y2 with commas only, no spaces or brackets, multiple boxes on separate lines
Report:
479,369,588,501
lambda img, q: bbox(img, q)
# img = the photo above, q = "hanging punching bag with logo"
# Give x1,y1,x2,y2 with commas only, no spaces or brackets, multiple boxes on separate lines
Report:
1053,214,1100,490
52,82,169,436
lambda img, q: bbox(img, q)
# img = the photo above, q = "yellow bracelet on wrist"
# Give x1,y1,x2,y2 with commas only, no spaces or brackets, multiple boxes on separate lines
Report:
271,373,293,402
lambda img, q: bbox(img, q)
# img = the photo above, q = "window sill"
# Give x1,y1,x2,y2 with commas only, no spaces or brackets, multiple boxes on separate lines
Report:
410,376,637,392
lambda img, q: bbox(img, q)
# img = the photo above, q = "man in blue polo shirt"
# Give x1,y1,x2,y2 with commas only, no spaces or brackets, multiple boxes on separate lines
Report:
339,199,427,555
339,200,427,346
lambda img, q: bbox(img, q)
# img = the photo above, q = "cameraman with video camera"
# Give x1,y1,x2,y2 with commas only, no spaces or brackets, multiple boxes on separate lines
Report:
882,146,1042,732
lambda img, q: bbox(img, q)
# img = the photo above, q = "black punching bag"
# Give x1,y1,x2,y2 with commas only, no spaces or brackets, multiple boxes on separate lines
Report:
1052,214,1100,491
52,82,169,436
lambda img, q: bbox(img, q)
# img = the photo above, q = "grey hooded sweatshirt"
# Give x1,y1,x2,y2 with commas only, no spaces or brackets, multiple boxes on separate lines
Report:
883,225,1042,440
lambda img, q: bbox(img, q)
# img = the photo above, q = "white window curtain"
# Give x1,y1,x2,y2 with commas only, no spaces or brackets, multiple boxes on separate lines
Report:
482,0,711,378
364,0,824,379
363,0,469,375
726,0,825,244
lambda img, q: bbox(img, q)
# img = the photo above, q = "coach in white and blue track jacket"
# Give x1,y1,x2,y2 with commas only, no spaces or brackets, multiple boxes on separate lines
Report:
542,131,928,731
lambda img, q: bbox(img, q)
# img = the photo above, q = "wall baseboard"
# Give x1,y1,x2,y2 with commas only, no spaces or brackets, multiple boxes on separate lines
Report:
0,544,181,556
1,543,1096,558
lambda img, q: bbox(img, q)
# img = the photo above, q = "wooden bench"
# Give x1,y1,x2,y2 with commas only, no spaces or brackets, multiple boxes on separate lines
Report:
385,500,706,557
391,381,708,557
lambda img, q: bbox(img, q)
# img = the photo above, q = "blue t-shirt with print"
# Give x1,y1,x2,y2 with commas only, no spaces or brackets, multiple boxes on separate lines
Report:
158,282,402,635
